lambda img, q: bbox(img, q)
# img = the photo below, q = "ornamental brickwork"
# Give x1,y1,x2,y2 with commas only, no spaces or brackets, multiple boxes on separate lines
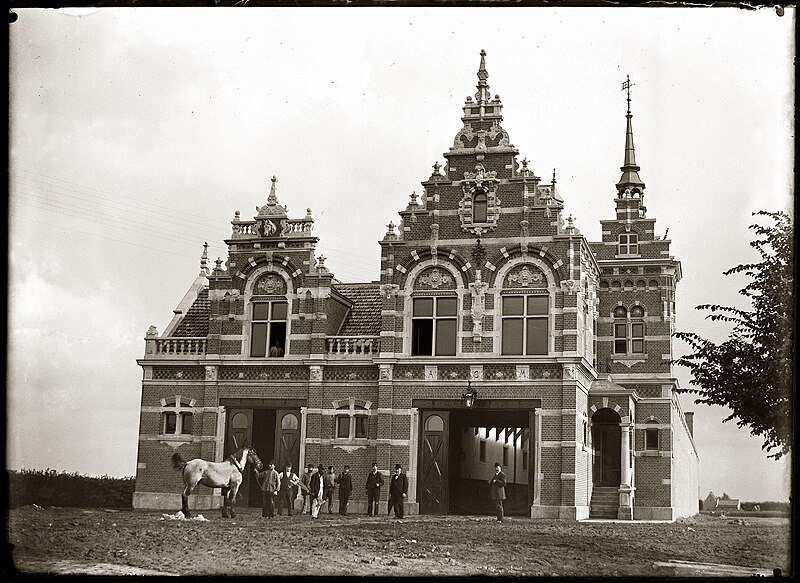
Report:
134,52,697,520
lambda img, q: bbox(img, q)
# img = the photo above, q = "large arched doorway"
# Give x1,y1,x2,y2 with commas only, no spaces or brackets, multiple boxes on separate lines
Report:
591,408,621,487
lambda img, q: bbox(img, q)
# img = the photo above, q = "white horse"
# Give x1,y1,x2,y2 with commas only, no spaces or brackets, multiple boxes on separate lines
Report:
171,446,263,518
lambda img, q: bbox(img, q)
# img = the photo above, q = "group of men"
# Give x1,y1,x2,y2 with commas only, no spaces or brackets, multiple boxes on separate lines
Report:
253,461,409,519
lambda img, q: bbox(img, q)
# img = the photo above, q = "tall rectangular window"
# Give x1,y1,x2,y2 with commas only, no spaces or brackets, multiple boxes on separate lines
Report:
250,301,288,357
614,323,628,354
412,296,457,356
502,295,548,355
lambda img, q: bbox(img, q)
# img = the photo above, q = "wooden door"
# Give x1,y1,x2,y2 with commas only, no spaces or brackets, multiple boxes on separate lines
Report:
225,408,253,501
274,409,300,473
419,410,449,514
599,424,621,487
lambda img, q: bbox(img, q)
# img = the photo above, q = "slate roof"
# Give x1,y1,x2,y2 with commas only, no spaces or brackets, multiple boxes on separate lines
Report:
173,287,210,337
333,282,382,336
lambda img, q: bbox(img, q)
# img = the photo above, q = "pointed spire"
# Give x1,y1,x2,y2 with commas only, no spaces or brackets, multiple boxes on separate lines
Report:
616,75,645,194
475,49,491,104
268,175,278,204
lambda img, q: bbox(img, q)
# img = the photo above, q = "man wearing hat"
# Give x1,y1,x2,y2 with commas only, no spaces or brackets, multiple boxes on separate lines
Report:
336,465,353,515
388,463,408,519
309,464,325,519
488,462,507,523
364,462,384,517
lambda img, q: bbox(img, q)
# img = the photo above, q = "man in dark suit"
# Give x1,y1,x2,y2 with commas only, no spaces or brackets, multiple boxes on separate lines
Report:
388,463,408,519
336,465,353,515
364,462,384,517
323,466,337,514
489,462,507,523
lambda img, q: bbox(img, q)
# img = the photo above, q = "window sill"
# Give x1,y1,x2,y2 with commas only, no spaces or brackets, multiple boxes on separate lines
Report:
611,355,647,368
332,439,369,453
639,450,660,457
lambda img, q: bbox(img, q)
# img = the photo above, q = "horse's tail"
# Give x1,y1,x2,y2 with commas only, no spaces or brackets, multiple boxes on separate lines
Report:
171,452,187,471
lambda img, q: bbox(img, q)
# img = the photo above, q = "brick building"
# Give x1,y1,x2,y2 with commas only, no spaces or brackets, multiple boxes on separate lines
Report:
134,52,699,520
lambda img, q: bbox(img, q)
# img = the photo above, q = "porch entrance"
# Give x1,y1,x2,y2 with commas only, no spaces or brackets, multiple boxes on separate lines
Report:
592,408,621,487
222,399,303,508
417,401,538,516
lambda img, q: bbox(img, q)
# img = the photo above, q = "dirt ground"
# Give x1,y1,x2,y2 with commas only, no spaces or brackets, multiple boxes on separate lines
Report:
6,506,793,577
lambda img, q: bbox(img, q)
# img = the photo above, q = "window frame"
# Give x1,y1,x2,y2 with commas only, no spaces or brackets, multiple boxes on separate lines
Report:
618,233,639,255
249,299,288,358
333,404,370,442
411,295,458,356
613,305,646,356
501,293,549,356
161,397,194,436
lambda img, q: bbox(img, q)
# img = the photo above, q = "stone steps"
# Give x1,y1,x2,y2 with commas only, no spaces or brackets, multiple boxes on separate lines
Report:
589,487,619,519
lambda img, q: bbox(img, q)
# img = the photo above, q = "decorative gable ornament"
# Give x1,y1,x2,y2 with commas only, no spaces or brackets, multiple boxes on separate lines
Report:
418,268,453,289
507,265,545,288
458,163,501,235
254,273,286,295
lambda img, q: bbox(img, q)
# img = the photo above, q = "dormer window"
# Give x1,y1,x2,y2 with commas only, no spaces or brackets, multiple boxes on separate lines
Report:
618,233,639,255
473,191,487,223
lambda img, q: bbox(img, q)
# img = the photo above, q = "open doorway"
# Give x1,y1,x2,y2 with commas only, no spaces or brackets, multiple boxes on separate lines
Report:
419,408,532,516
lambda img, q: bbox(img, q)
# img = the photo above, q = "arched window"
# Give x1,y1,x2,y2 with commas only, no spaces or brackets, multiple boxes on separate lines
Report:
618,233,639,255
501,294,548,355
161,396,194,436
411,296,457,356
281,413,298,430
473,191,488,223
614,305,646,355
334,404,369,441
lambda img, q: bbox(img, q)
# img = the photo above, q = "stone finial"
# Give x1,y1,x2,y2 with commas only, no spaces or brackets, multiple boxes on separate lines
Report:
410,191,418,206
146,325,159,338
200,242,209,275
234,210,241,221
268,175,278,203
433,161,441,175
316,255,328,272
387,221,395,234
306,207,313,220
213,257,224,274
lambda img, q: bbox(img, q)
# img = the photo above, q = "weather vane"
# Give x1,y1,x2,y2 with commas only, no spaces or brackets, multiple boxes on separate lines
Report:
621,74,635,113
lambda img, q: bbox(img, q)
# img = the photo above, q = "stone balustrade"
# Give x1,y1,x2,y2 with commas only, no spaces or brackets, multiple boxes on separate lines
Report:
326,336,380,357
230,218,313,239
154,337,207,357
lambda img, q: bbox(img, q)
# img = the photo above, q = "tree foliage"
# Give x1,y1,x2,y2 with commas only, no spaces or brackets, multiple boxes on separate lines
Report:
673,211,794,460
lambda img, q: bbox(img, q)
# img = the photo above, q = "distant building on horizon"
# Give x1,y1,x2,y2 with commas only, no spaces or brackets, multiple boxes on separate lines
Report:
133,51,699,520
703,491,741,511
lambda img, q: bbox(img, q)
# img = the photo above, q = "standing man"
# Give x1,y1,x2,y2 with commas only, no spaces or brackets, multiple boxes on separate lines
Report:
323,466,337,514
488,462,507,523
388,464,408,519
278,462,299,516
300,464,314,515
365,462,384,517
336,465,353,516
309,464,325,519
254,460,281,519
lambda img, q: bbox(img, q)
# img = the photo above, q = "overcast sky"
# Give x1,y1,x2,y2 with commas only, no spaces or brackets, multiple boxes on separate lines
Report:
8,7,794,502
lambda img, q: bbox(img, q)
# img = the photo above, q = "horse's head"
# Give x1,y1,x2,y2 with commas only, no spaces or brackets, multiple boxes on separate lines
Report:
247,447,264,472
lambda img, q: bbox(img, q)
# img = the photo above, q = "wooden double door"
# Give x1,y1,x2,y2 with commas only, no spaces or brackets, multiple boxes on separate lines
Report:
225,407,301,507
